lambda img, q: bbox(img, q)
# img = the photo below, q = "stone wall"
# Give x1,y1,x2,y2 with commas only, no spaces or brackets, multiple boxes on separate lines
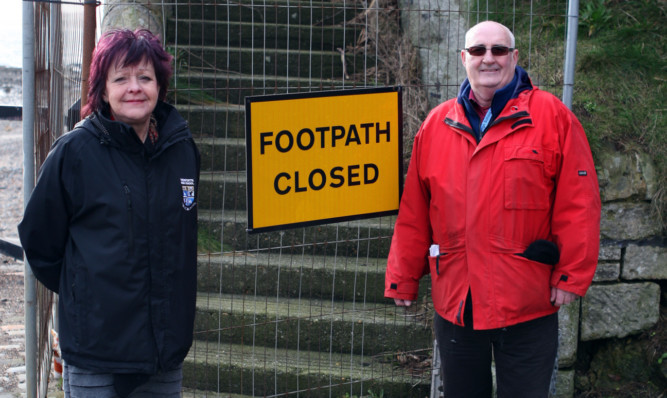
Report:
575,146,665,395
100,0,165,36
398,0,467,109
398,5,666,397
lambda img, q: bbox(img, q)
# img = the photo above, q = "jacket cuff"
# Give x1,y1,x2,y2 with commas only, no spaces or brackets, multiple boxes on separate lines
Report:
384,280,420,300
550,272,587,296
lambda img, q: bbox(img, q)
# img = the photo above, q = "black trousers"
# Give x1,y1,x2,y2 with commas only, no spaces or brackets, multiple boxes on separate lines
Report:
434,303,558,398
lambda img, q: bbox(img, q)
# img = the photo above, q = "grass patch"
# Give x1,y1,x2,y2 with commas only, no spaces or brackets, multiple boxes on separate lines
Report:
197,228,222,254
576,0,665,226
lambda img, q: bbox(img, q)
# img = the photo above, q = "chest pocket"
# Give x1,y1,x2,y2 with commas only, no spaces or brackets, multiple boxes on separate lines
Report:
503,146,551,210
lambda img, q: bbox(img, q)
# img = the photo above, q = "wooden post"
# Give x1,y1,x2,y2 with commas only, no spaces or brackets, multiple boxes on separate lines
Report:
80,0,97,115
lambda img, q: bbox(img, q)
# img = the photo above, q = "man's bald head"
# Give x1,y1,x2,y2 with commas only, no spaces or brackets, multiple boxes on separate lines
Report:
465,21,515,48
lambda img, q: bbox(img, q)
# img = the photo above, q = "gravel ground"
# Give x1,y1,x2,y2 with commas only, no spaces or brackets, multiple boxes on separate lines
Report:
0,118,28,398
0,124,61,398
0,67,22,106
0,66,61,397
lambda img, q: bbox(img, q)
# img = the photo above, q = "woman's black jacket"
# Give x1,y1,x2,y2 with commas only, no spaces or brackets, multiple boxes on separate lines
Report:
18,101,200,374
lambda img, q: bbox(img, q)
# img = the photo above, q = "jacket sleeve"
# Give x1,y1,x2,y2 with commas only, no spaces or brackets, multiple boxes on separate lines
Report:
549,106,601,296
18,139,74,293
385,127,432,301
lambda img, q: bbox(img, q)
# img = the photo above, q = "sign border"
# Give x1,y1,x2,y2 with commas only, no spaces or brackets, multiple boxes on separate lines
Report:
245,86,403,234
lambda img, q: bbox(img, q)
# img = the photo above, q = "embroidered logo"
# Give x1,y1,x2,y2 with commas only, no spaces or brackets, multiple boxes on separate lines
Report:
180,178,196,211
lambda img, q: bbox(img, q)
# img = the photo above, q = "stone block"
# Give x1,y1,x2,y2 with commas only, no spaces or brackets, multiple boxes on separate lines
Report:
596,148,656,201
598,244,622,261
554,369,575,398
557,302,579,367
600,202,662,240
622,243,667,280
398,0,466,107
101,0,163,35
593,262,620,282
595,245,622,281
581,283,660,340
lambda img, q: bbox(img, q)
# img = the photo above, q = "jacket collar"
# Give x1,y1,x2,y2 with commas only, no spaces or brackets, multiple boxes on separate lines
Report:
85,101,189,155
444,84,535,151
456,66,533,141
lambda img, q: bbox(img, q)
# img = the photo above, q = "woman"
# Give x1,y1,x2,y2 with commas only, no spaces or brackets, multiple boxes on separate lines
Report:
18,28,200,397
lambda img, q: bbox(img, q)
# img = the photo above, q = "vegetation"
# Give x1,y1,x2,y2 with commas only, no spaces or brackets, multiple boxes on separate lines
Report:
198,228,222,253
576,0,665,226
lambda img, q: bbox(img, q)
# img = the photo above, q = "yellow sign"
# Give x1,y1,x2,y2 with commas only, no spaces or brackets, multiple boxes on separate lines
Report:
245,87,403,233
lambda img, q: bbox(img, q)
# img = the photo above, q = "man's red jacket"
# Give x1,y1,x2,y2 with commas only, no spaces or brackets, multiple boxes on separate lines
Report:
385,78,601,330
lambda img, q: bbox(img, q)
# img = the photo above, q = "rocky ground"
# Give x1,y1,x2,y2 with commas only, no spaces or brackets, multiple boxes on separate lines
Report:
0,67,22,106
0,118,28,398
0,66,60,397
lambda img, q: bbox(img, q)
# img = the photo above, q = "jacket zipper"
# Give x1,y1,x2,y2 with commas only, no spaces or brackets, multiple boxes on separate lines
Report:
445,110,530,137
149,123,190,160
123,182,134,251
444,118,474,135
456,300,464,324
487,110,530,131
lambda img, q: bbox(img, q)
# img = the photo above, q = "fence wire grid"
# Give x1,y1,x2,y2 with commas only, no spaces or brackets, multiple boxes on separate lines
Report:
28,1,570,396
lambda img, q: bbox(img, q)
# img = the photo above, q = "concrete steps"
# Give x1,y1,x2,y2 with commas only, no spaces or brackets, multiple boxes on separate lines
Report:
182,390,254,398
183,340,431,397
193,292,432,355
172,1,360,27
197,253,430,304
197,210,395,257
172,44,363,79
198,139,246,172
164,0,434,395
170,104,245,138
175,72,347,106
171,19,362,52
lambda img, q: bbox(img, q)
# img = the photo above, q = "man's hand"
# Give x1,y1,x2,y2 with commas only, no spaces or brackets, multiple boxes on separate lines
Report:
394,298,413,307
550,287,579,306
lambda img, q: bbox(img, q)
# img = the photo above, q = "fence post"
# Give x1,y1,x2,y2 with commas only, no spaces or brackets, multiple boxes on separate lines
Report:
22,1,37,396
562,0,580,109
81,0,97,113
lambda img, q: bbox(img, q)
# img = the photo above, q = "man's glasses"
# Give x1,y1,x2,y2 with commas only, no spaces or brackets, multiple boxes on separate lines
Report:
464,45,514,57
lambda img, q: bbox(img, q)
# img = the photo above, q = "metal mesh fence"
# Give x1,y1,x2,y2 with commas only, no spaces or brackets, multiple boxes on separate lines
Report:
29,2,91,395
27,1,570,396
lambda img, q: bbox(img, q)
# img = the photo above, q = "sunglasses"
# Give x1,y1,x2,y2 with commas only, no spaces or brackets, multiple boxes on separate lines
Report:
464,45,514,56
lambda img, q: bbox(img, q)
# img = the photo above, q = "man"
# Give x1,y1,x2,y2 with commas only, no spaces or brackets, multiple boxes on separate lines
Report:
385,21,600,397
